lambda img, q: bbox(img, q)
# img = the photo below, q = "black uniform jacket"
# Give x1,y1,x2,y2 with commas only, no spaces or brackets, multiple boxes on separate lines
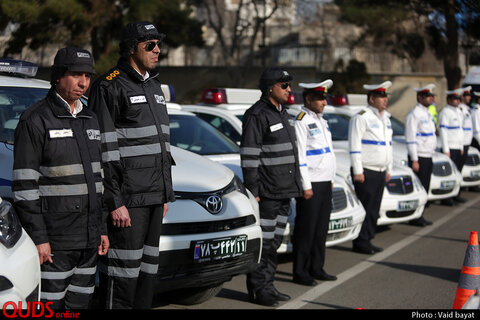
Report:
88,59,175,212
240,97,302,199
12,89,107,250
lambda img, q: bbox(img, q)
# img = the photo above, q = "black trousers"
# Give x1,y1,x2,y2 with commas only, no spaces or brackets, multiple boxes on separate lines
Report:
40,248,98,309
352,168,386,248
247,198,290,295
408,156,433,192
99,204,163,309
293,181,332,280
448,148,463,172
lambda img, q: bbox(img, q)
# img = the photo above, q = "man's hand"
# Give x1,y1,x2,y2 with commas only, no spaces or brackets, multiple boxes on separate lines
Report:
163,203,169,217
111,205,131,228
303,189,313,200
98,235,109,256
353,173,365,183
36,242,53,264
385,172,391,183
411,160,419,172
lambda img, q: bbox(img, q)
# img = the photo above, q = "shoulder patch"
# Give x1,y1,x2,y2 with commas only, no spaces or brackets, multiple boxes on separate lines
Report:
105,69,120,81
359,110,366,116
296,111,306,120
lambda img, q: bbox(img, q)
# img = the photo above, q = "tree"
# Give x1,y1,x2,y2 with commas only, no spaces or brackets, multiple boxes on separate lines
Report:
187,0,280,86
334,0,480,89
0,0,204,72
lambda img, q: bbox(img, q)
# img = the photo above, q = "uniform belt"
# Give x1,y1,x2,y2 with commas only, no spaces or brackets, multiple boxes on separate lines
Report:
361,139,391,146
306,147,331,156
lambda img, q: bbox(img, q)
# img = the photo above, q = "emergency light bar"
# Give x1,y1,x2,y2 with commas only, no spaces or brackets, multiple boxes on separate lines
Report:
0,59,38,77
201,88,228,104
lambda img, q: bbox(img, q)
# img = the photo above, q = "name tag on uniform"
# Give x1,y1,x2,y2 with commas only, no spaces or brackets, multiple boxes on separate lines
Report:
49,129,73,138
86,129,101,141
129,95,147,104
270,123,283,132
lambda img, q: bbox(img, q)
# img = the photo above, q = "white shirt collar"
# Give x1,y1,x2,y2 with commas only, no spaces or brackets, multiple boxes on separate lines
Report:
55,92,83,117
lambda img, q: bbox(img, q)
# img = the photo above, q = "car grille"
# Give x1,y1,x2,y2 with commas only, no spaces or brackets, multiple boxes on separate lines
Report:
465,153,480,166
162,215,257,235
432,161,452,176
386,176,414,194
331,188,347,213
386,210,416,218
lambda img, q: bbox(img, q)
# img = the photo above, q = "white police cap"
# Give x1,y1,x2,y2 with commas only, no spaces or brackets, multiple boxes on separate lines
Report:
363,81,392,95
413,83,436,95
445,88,464,97
299,79,333,93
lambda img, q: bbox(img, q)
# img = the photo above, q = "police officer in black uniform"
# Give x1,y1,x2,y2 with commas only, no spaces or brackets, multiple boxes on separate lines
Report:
241,67,302,306
13,47,109,309
89,21,175,309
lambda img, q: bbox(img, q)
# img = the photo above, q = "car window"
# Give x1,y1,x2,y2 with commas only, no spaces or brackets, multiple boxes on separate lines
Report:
323,113,350,141
169,114,240,155
195,113,242,145
0,86,49,144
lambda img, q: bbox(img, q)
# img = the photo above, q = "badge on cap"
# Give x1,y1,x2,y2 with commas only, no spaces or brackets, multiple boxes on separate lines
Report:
363,81,392,94
414,83,435,95
299,79,333,93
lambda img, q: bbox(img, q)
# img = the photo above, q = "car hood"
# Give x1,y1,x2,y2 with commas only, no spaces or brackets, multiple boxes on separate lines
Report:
171,146,234,192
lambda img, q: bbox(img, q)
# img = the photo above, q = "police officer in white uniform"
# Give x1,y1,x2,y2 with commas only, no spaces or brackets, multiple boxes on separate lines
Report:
471,91,480,151
460,87,473,181
405,84,436,226
439,88,465,203
293,80,337,286
349,81,393,254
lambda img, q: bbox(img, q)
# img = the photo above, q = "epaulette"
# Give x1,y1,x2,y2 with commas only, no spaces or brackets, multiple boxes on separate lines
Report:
296,111,306,121
105,69,120,81
359,110,366,116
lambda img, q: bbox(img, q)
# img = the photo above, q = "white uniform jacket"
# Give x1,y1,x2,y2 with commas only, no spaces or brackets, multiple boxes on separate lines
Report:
459,103,473,146
405,103,437,160
295,106,336,190
438,105,464,153
471,103,480,143
349,105,393,175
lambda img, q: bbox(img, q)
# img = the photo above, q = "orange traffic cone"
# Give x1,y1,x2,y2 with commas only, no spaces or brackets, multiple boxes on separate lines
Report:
453,231,480,309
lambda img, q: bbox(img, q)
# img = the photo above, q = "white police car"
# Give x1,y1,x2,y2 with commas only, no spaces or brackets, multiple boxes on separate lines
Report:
170,88,366,250
0,60,44,308
0,61,262,306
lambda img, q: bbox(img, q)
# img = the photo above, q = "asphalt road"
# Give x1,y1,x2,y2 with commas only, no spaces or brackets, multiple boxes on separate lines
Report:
154,190,480,310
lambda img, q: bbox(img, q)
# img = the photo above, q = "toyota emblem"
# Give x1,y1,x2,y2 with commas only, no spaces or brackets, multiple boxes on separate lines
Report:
205,195,222,214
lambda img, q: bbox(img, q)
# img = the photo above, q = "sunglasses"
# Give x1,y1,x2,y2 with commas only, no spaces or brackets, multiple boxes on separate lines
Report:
279,82,291,90
144,41,161,52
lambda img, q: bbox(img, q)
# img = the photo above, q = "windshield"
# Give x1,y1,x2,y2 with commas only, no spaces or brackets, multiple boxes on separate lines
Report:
323,113,350,141
169,114,240,155
323,112,406,140
390,116,405,136
0,86,49,144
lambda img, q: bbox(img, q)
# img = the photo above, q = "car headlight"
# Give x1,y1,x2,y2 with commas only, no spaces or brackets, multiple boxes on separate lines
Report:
0,200,22,249
231,175,249,197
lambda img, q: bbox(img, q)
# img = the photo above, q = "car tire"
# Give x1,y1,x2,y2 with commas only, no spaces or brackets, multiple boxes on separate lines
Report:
166,283,224,305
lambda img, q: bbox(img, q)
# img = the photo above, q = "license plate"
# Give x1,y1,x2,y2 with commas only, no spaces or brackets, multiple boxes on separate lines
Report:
471,170,480,178
398,200,419,212
193,235,247,263
329,217,353,231
440,180,455,190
